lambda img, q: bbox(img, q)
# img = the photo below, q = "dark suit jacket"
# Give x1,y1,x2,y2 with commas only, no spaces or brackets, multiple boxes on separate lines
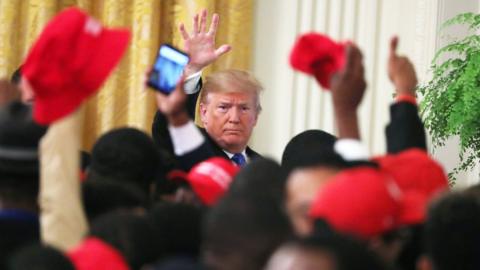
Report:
177,128,261,170
385,101,426,154
151,82,261,170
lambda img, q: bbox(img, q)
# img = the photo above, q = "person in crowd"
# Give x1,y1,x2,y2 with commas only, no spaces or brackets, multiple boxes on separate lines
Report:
148,202,204,263
88,212,159,270
202,158,292,270
203,194,292,270
227,157,288,206
0,102,47,268
19,6,131,252
152,10,262,168
264,233,387,270
8,244,75,270
281,130,349,236
167,157,239,207
301,37,447,270
82,180,147,223
418,192,480,270
86,127,161,200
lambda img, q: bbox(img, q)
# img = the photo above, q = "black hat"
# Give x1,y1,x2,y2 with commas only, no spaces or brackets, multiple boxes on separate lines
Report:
281,129,347,174
0,102,47,176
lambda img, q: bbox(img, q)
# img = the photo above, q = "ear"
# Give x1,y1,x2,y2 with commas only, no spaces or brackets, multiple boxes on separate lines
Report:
417,255,433,270
199,102,208,125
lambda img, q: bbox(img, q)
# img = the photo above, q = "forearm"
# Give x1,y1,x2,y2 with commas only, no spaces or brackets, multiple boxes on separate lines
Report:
334,109,360,140
39,109,88,251
386,101,426,153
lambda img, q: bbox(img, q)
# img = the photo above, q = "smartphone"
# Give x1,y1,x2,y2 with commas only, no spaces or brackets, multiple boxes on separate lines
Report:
147,44,189,94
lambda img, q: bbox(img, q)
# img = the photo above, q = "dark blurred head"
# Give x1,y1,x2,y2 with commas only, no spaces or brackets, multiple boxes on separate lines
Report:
203,193,292,270
89,212,159,270
89,127,160,198
464,182,480,198
422,192,480,270
265,234,386,270
395,224,423,270
153,256,203,270
281,130,349,236
148,202,204,259
228,158,288,205
8,244,74,270
281,130,347,174
82,179,147,222
0,101,47,210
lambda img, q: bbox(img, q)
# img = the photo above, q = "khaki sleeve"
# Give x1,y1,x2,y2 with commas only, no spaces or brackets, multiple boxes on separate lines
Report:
39,108,88,251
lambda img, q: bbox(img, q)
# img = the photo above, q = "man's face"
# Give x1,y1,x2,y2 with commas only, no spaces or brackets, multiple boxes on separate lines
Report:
200,91,259,153
286,167,339,236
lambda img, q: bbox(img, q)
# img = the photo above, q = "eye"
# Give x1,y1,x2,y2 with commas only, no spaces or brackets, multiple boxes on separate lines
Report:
217,105,228,113
241,106,251,112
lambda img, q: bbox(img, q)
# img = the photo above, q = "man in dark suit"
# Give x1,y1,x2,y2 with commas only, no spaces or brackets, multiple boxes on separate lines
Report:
152,10,261,170
152,69,263,169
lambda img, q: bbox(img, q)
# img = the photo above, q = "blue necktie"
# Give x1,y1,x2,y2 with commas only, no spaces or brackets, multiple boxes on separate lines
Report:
231,153,246,167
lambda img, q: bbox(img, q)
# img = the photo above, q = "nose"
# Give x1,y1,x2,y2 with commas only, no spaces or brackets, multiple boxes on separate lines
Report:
228,107,241,123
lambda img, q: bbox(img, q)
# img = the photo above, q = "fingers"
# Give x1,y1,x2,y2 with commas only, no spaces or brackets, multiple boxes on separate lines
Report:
207,13,219,36
200,9,208,33
214,44,232,57
193,13,199,34
179,23,190,40
390,36,398,58
343,44,362,76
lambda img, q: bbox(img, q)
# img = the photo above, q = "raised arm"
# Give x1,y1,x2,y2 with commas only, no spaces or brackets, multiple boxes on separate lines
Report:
155,78,216,170
386,36,426,153
330,44,367,140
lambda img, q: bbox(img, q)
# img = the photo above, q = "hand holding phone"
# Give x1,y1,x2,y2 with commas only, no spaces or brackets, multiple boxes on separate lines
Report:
147,44,189,94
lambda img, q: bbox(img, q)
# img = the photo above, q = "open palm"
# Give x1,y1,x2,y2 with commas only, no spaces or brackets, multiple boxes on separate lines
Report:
180,9,231,74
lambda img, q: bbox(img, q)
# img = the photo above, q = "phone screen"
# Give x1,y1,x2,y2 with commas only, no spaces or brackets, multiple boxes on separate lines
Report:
148,44,189,94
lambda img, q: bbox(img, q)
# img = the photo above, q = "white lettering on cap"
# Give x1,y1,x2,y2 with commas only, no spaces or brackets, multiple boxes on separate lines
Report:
195,163,232,189
84,17,102,36
385,177,403,201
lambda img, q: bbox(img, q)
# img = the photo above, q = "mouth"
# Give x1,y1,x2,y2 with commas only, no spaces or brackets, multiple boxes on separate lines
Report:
224,129,242,134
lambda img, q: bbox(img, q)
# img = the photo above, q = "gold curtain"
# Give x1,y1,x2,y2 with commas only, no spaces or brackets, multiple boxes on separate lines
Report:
0,0,253,150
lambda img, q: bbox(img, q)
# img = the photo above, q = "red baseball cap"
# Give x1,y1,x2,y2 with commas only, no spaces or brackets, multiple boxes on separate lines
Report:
168,157,240,206
309,167,402,239
289,33,347,89
22,7,131,125
374,149,449,225
67,237,130,270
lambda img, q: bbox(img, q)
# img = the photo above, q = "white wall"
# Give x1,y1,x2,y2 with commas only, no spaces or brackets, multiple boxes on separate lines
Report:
250,0,479,187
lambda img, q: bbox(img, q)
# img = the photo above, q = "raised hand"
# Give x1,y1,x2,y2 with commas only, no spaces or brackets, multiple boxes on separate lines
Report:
331,44,367,114
388,36,417,97
180,9,232,76
330,44,367,139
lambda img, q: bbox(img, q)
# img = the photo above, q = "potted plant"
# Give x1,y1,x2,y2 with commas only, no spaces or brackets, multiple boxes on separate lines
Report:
418,12,480,183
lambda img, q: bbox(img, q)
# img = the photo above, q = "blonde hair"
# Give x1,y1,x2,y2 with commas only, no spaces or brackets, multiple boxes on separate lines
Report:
201,69,264,112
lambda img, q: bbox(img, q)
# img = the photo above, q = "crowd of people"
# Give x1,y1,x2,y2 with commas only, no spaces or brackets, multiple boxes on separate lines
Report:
0,6,479,270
